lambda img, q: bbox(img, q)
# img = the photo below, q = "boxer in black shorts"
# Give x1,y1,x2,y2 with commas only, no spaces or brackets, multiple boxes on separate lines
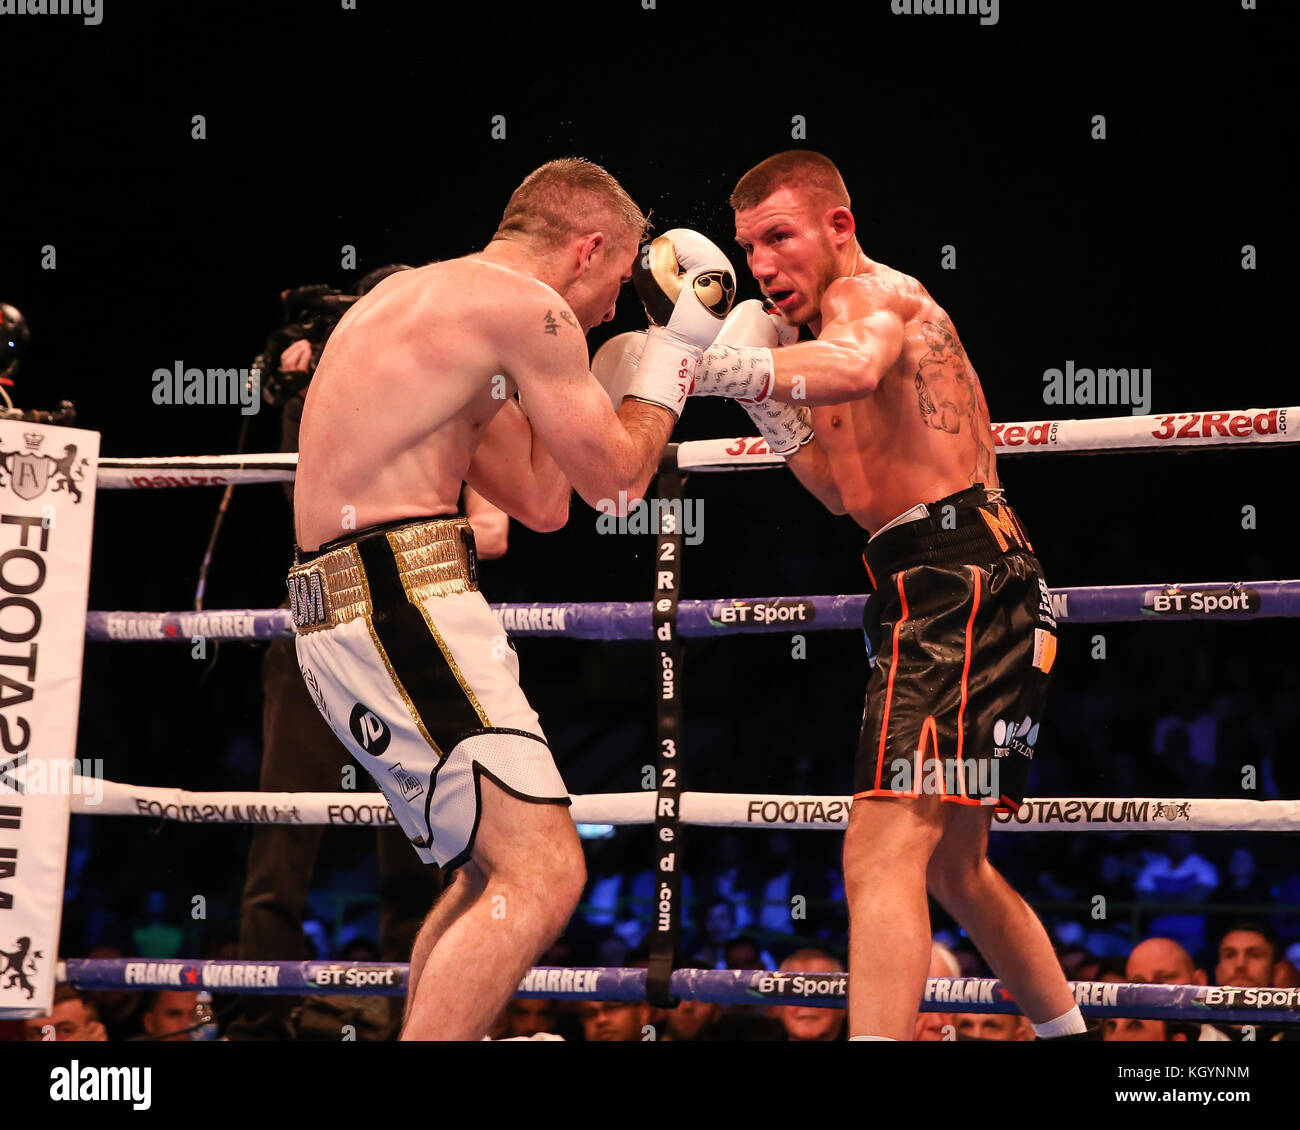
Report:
855,486,1055,814
686,150,1088,1041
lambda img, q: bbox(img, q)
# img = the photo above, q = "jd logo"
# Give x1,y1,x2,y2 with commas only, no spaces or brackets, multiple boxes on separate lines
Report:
349,703,392,756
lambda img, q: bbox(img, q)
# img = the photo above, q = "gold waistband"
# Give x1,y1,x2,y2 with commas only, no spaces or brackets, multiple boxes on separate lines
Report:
287,518,476,634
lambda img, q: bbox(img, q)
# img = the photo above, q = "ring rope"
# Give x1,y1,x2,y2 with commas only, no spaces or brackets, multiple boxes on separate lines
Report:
84,580,1300,643
55,959,1300,1022
91,405,1297,488
70,781,1300,831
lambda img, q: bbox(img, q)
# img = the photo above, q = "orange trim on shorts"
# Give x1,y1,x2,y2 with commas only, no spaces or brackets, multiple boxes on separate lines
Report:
918,715,940,798
862,553,877,590
872,572,909,792
954,566,981,799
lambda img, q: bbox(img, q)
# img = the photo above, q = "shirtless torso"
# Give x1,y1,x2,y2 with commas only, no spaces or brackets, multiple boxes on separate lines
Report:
807,256,1000,532
295,258,539,549
294,251,652,552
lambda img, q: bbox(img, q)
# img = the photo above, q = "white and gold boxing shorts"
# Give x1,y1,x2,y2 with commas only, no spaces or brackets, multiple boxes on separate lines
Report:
287,515,570,870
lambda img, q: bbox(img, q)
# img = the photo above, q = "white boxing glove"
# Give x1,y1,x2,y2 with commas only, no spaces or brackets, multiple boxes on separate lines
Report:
590,330,646,409
692,298,799,403
692,299,813,455
626,229,736,417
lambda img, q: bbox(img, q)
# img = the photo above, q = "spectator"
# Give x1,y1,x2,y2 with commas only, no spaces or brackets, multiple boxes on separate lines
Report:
692,899,735,969
1216,921,1284,988
80,944,143,1041
953,1012,1031,1041
662,998,722,1042
24,985,108,1042
914,942,960,1041
579,1000,650,1042
1103,1018,1184,1042
768,949,845,1042
504,998,559,1038
1126,936,1208,987
1126,936,1228,1043
723,935,776,973
1213,921,1291,1042
140,990,200,1042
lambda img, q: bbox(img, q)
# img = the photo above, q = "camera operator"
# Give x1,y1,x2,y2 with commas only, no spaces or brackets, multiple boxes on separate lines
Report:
229,265,510,1040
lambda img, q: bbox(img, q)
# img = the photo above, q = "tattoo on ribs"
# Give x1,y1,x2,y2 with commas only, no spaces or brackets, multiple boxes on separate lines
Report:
914,318,997,486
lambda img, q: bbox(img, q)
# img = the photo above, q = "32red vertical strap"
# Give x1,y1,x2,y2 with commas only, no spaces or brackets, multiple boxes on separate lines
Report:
646,444,683,1010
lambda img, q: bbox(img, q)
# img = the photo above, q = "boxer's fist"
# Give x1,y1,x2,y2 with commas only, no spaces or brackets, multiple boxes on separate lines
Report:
633,229,736,351
591,330,646,409
716,298,796,350
760,298,801,348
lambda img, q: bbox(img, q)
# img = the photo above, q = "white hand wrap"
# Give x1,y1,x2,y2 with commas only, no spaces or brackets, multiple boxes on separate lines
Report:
741,397,814,455
623,326,696,418
691,342,775,402
694,299,813,454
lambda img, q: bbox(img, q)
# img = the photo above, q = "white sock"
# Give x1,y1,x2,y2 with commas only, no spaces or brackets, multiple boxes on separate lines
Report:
1032,1005,1086,1039
849,1035,897,1041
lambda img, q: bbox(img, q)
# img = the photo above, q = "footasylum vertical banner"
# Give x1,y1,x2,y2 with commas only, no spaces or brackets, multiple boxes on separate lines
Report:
0,420,98,1018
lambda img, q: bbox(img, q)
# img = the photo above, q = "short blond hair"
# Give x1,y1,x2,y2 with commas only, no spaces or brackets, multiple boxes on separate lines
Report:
494,158,648,250
730,150,851,213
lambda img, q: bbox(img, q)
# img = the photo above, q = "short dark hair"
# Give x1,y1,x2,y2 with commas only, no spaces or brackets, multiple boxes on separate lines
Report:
1218,920,1279,962
730,150,851,213
52,983,99,1021
494,158,648,251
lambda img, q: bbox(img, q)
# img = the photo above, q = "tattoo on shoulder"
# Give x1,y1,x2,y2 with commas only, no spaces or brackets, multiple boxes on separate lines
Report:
914,318,997,486
543,308,579,336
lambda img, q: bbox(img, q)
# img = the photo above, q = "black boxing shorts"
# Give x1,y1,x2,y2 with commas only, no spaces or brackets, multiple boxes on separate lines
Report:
853,486,1057,814
288,515,570,871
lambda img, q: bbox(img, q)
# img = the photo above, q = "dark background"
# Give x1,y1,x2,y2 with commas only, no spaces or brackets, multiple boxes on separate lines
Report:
2,1,1294,968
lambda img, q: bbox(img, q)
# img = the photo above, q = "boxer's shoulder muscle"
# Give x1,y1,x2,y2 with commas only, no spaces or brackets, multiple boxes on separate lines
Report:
487,275,587,379
823,264,924,323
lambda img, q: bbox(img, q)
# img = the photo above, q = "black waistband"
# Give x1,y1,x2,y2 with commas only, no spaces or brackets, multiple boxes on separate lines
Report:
862,486,1034,588
295,512,463,564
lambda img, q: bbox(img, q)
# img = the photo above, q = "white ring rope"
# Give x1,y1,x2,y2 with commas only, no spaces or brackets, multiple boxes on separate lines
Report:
93,405,1296,487
71,779,1300,832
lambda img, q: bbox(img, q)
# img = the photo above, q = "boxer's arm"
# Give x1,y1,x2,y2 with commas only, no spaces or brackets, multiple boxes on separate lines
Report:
465,397,572,533
699,280,906,405
464,486,509,559
767,302,904,403
784,435,847,516
769,277,907,402
505,301,674,511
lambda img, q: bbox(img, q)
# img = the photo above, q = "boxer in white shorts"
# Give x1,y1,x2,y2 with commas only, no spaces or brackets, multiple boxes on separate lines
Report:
289,514,565,871
291,157,735,1040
